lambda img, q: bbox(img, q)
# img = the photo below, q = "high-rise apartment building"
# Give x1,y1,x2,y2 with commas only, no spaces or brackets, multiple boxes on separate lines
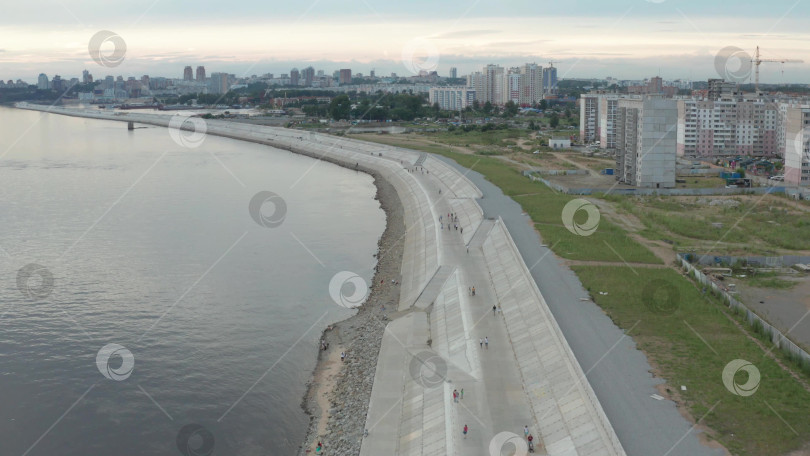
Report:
210,72,229,94
37,73,49,90
290,68,300,86
339,69,352,85
82,70,93,84
196,66,206,82
429,87,476,110
302,67,315,87
450,67,458,79
615,96,678,188
183,66,193,81
677,99,779,158
543,66,558,94
784,105,810,187
519,63,543,106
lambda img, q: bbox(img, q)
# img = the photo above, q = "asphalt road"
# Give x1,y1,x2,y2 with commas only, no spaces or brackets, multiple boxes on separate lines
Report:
437,155,725,456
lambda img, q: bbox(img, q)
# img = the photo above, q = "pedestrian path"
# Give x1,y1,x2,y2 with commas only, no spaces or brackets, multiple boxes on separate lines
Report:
481,218,625,456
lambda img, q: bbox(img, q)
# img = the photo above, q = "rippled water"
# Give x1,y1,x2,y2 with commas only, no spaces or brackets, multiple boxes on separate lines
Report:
0,107,384,455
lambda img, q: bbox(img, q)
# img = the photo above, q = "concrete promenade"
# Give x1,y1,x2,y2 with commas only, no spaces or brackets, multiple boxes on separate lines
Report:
20,104,627,455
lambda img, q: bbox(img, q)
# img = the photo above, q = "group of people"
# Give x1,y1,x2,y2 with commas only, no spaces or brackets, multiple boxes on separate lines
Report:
452,388,464,402
438,212,463,233
524,425,536,452
468,286,476,296
478,337,489,349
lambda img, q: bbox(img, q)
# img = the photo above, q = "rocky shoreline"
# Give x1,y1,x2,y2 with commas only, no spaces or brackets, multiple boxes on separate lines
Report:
297,169,406,456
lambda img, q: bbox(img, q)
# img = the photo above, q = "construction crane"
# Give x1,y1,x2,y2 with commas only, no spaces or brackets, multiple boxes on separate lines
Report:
547,60,558,68
752,46,803,92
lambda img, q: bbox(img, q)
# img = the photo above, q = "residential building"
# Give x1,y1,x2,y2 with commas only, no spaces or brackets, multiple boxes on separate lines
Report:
290,68,300,86
82,70,93,84
450,67,457,79
183,66,193,81
543,66,558,94
615,96,678,188
519,63,543,106
302,67,315,87
429,86,475,110
37,73,49,90
580,93,600,143
339,69,352,85
676,98,779,158
784,105,810,186
210,72,229,94
196,66,206,82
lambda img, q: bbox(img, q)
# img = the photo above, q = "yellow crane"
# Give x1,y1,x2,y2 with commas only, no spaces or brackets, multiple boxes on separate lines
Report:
752,46,803,92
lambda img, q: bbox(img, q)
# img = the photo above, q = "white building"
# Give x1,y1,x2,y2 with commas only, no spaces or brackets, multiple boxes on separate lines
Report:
429,87,476,111
615,96,678,188
549,138,571,149
37,73,49,90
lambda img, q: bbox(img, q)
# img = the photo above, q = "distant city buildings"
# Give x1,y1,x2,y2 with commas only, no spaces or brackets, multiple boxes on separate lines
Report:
466,63,545,106
183,66,193,81
209,72,229,94
290,68,300,86
450,67,457,79
196,66,206,82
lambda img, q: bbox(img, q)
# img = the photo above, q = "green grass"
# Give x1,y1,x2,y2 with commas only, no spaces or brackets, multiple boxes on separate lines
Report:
737,273,801,290
572,266,810,456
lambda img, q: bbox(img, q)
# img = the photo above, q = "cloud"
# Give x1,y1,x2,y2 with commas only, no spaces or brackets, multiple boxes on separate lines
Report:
431,29,501,39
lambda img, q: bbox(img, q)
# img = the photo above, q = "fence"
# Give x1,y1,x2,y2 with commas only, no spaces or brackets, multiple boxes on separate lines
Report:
681,253,810,268
678,254,810,364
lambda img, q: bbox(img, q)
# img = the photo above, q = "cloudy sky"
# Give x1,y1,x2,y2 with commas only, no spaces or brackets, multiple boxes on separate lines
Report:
2,0,808,83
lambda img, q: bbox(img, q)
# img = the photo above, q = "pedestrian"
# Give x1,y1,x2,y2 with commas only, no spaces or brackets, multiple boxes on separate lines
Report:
460,227,463,234
316,441,323,454
466,247,469,254
341,351,346,362
528,434,535,453
492,305,497,315
479,338,483,348
472,286,475,296
485,336,489,349
453,389,459,403
524,425,529,438
460,388,464,399
463,424,468,439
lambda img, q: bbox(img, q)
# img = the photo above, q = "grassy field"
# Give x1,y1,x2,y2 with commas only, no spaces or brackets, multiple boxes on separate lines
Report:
572,265,810,456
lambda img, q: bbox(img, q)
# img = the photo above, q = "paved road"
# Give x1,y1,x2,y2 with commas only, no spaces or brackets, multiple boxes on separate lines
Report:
436,155,725,456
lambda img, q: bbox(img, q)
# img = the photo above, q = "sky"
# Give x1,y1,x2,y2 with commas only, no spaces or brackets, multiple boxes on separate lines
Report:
1,0,809,84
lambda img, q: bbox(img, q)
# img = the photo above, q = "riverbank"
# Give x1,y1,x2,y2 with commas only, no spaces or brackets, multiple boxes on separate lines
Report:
298,171,405,455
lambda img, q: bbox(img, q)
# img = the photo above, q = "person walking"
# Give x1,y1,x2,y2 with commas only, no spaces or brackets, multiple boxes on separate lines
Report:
341,351,346,362
485,337,489,349
479,338,483,348
453,389,459,403
492,305,497,316
460,388,464,400
463,424,468,439
524,425,529,438
472,286,476,296
528,434,535,453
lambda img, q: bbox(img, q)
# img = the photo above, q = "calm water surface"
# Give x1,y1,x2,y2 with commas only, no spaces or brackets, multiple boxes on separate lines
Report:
0,107,385,455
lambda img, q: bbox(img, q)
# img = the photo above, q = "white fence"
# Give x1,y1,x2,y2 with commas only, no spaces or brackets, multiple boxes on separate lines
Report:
678,255,810,363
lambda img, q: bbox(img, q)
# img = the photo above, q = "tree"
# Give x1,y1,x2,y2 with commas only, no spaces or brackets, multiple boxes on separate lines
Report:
549,113,560,128
503,100,518,117
483,101,493,115
539,100,548,110
472,100,480,110
329,95,352,120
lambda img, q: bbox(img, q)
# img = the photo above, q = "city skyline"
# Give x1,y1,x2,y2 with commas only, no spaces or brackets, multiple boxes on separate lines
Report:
1,0,809,83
